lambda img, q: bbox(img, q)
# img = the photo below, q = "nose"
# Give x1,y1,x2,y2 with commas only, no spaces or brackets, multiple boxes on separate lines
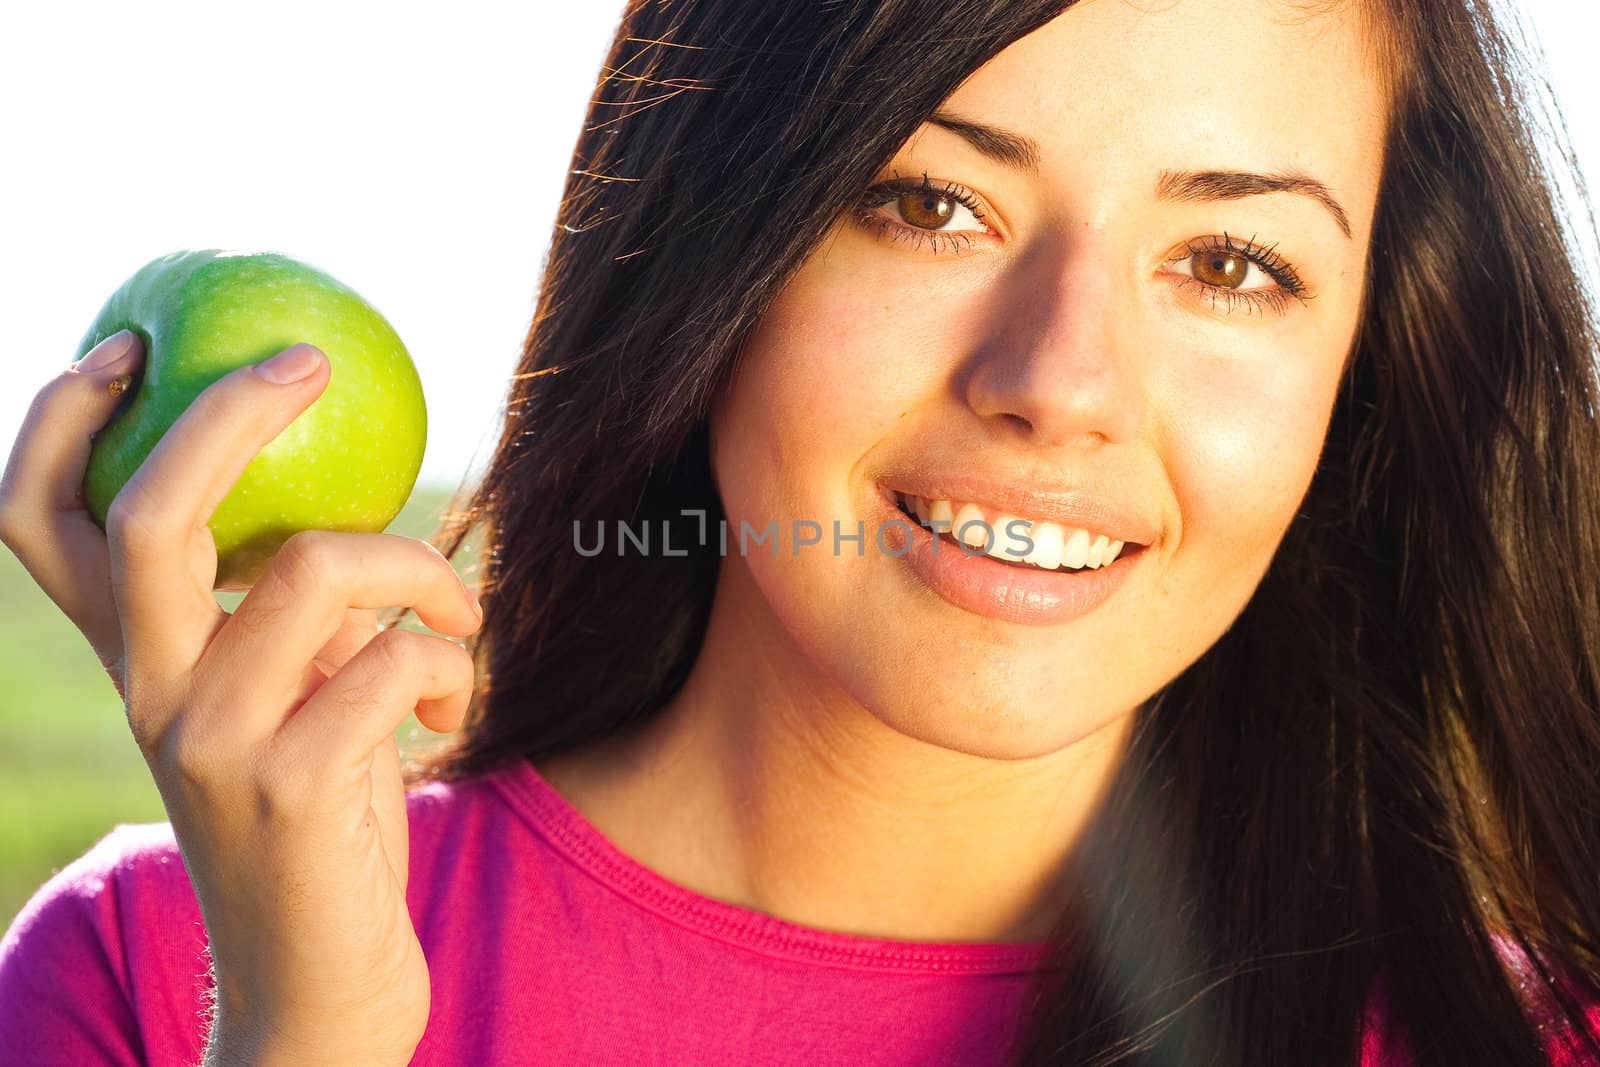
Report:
963,232,1144,448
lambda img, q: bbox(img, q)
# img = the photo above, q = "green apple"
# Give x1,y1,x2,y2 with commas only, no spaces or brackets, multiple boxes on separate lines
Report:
77,249,427,590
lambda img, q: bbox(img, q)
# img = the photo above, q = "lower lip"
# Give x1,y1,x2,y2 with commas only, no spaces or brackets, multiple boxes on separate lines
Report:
877,486,1142,626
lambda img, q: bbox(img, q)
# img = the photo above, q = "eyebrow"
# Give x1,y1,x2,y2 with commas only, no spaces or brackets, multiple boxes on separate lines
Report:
1155,168,1353,239
926,110,1042,175
923,110,1352,240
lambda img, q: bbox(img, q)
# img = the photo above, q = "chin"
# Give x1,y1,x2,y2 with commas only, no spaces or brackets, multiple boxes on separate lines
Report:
832,644,1145,762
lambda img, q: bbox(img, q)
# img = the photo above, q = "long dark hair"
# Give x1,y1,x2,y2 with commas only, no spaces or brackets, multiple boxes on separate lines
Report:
398,1,1600,1062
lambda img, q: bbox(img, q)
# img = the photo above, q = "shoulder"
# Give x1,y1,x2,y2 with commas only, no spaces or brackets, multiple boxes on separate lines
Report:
399,761,551,894
0,821,203,993
0,769,517,971
1,770,523,955
0,822,208,1064
2,821,197,957
403,763,522,845
0,770,538,1065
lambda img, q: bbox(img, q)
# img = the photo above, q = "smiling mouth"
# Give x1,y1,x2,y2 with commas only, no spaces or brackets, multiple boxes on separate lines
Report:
890,491,1144,573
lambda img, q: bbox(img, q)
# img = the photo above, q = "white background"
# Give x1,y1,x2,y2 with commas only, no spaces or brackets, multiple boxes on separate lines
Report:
1,0,1595,493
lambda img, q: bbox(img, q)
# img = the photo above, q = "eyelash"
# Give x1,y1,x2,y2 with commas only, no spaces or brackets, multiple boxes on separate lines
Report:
852,172,992,256
1167,232,1313,316
850,175,1315,316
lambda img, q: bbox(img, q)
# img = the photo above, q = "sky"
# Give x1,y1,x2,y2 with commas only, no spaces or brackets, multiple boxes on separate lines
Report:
2,0,1595,493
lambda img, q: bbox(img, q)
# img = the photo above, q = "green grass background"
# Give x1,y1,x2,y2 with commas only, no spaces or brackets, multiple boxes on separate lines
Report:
0,484,479,934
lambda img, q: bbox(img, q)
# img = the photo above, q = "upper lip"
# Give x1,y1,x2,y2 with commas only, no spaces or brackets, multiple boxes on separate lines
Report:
877,467,1158,547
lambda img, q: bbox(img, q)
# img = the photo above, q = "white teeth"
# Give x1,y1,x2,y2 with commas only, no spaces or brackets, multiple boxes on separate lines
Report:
1059,528,1088,569
953,502,990,549
987,514,1029,563
1086,533,1111,569
1023,520,1064,570
892,491,1131,571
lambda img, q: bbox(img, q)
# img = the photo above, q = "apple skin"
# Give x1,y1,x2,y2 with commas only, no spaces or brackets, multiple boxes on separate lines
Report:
77,249,427,590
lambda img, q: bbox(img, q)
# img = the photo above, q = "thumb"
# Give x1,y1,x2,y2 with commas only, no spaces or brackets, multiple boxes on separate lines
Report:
2,329,144,522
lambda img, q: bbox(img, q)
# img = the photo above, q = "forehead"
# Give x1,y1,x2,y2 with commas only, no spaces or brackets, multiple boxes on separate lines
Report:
938,0,1390,227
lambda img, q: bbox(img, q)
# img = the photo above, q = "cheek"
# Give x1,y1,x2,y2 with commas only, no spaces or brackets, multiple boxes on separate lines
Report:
709,286,864,555
714,256,961,513
1160,345,1342,593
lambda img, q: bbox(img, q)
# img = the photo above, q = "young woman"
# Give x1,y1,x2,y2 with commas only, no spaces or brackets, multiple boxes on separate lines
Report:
2,0,1598,1063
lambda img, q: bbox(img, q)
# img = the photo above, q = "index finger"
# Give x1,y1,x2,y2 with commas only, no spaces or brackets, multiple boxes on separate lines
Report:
105,344,329,700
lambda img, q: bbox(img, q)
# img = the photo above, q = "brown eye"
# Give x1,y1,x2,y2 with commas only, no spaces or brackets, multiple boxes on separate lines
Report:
897,189,957,229
1192,250,1250,289
1163,233,1312,316
853,174,994,254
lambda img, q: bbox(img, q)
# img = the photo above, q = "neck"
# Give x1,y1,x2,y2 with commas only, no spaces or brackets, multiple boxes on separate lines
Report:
542,555,1137,944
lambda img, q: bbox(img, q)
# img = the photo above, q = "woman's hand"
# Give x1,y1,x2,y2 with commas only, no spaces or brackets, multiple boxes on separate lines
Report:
0,331,483,1066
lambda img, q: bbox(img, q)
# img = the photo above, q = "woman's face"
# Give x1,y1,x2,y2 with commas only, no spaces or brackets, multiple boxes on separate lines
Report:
709,0,1391,760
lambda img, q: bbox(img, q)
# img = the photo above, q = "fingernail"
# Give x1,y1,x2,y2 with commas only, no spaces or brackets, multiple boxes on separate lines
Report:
253,344,324,385
73,330,138,373
466,586,483,618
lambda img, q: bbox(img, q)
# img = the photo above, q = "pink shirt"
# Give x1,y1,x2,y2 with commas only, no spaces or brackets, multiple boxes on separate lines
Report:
0,758,1592,1065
